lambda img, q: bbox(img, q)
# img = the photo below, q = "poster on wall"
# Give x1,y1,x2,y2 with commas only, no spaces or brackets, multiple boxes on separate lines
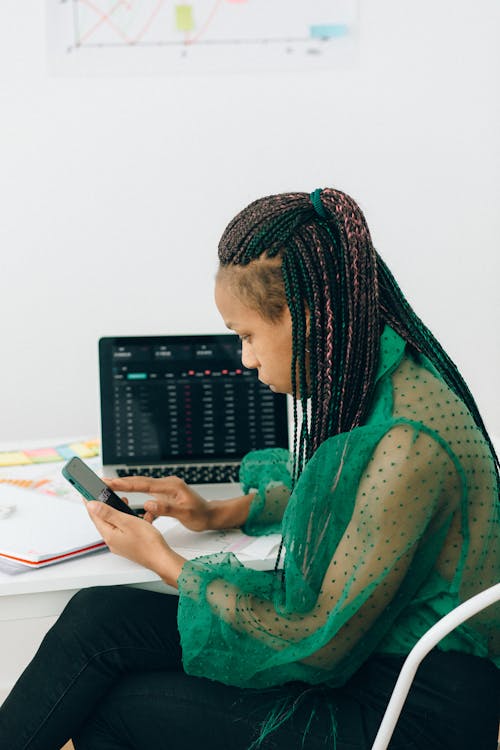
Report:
46,0,359,75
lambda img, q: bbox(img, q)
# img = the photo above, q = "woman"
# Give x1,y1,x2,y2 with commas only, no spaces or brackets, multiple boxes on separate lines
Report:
0,188,498,749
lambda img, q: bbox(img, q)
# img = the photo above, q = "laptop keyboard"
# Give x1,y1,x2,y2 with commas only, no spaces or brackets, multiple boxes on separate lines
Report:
116,463,240,484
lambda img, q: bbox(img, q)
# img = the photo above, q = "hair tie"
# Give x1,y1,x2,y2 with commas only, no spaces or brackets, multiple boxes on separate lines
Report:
309,188,327,219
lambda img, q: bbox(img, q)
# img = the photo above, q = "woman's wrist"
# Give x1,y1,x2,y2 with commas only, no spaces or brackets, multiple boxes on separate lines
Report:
155,547,187,589
206,493,255,530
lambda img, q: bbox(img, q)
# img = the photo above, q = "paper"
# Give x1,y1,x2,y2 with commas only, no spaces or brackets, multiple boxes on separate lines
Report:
46,0,359,76
0,484,105,569
237,535,283,561
0,457,103,499
155,517,281,562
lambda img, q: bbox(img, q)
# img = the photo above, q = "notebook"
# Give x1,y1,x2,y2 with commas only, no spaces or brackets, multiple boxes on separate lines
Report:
0,484,105,569
99,334,289,507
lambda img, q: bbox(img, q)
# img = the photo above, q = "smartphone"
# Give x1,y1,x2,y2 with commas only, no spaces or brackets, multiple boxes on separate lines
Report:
62,457,139,517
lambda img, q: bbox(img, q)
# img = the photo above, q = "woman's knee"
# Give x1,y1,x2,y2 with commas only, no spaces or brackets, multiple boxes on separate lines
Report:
61,586,126,625
43,586,180,672
50,586,138,651
56,586,179,646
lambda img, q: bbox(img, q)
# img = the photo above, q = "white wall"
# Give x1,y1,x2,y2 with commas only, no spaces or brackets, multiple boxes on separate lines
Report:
1,0,499,445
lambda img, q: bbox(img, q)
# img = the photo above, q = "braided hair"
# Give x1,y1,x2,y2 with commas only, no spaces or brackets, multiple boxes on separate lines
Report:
217,188,499,484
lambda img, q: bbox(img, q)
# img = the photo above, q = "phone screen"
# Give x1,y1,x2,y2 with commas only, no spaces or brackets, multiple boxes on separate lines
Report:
62,457,138,517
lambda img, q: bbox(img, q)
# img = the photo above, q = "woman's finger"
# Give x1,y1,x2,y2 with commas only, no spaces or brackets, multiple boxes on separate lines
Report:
106,476,183,496
105,477,157,494
144,498,176,517
142,510,157,524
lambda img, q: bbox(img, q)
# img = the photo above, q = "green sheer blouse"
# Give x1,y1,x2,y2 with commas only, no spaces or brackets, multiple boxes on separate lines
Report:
177,326,499,689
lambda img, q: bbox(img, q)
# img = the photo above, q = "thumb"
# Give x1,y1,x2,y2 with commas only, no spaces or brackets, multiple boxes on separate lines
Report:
87,500,117,523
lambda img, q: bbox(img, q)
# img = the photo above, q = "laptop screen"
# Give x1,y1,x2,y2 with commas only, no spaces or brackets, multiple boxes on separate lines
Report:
99,335,289,466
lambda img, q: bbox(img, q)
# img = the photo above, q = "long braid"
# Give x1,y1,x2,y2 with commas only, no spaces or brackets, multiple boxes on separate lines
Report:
377,256,499,470
281,251,309,482
217,188,499,484
296,232,328,443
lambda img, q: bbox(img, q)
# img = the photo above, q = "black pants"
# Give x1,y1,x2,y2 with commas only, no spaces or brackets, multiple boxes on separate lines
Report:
0,586,498,750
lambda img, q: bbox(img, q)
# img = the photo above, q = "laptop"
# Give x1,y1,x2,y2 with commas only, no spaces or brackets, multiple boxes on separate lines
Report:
99,334,289,508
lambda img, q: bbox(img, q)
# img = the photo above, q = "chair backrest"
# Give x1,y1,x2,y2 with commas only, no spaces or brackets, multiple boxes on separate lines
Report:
370,582,500,750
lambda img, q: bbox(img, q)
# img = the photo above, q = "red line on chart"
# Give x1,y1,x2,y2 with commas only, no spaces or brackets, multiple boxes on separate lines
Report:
78,0,168,45
75,0,252,48
185,0,225,45
135,0,166,43
79,0,130,42
79,0,128,45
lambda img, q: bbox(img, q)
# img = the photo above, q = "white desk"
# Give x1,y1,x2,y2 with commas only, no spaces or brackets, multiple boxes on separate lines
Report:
0,546,168,701
0,546,171,621
0,440,279,702
0,528,277,703
0,526,277,620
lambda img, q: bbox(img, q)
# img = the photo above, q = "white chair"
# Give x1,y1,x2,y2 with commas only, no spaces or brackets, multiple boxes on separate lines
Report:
370,582,500,750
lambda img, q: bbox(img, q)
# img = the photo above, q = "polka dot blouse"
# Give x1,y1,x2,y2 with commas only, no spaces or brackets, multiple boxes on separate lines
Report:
177,326,499,689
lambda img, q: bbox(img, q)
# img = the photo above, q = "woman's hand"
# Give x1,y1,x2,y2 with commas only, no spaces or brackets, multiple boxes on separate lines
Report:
103,476,212,531
86,501,186,588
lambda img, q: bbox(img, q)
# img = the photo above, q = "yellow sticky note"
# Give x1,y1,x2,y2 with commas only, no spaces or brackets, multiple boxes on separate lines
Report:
69,442,100,459
176,5,194,32
0,451,31,467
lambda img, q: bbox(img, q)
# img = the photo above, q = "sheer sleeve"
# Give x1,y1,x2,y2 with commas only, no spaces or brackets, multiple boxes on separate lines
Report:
177,419,462,688
239,448,293,535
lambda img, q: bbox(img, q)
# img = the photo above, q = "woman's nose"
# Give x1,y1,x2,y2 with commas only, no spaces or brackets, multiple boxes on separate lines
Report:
241,342,259,370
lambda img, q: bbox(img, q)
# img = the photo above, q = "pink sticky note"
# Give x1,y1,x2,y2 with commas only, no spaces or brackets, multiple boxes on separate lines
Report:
25,448,61,464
